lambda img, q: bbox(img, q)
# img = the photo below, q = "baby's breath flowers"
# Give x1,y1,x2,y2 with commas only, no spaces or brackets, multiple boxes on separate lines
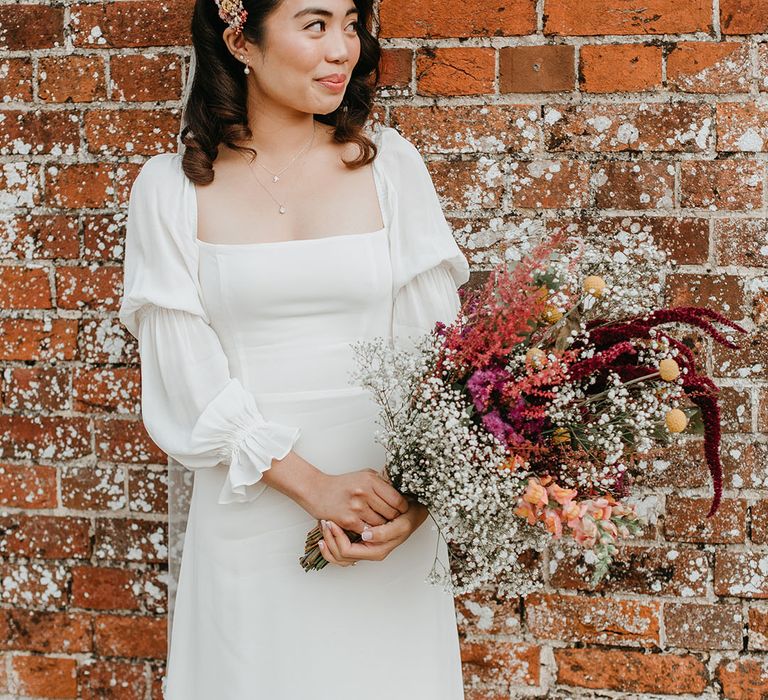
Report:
299,229,747,594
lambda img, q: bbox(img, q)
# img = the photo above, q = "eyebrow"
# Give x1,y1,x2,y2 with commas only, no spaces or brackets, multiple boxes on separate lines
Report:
293,6,358,19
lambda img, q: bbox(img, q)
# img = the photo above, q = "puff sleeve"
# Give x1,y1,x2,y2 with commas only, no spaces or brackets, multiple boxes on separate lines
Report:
375,127,471,351
118,153,301,505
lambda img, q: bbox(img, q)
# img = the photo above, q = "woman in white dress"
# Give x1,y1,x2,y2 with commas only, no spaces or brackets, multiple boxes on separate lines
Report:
118,0,471,697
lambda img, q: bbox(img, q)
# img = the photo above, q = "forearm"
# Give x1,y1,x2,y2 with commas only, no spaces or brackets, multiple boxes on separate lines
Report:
261,449,326,514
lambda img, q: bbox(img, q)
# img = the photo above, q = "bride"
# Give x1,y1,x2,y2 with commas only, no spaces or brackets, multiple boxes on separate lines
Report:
118,0,471,697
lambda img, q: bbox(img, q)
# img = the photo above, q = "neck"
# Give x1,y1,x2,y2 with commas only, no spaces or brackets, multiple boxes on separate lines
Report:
237,113,321,162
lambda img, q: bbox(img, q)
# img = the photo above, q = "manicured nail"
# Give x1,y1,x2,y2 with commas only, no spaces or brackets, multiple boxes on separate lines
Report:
319,540,325,549
320,519,327,530
362,529,372,541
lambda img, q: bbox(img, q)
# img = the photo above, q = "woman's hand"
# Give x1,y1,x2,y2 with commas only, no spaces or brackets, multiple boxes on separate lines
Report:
319,501,430,567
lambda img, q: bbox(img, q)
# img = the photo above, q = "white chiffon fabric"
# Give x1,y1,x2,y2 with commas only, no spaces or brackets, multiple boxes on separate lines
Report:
119,123,470,699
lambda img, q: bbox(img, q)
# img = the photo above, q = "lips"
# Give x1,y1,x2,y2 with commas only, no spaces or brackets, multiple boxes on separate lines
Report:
316,74,346,84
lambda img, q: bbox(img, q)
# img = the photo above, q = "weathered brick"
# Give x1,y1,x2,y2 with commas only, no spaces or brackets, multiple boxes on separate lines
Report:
716,218,768,267
76,658,147,700
717,103,768,152
2,609,92,653
93,614,167,658
0,58,34,101
591,160,674,209
759,43,768,92
509,159,590,208
61,465,127,512
109,53,183,102
544,0,712,35
38,55,106,103
94,517,166,564
751,500,768,544
461,640,540,689
379,48,412,89
716,657,768,700
714,328,768,380
55,265,123,311
716,551,768,598
83,108,180,156
11,655,77,698
580,44,662,93
380,0,536,38
127,467,167,515
664,496,746,543
415,47,495,96
0,214,79,261
0,463,57,509
0,5,64,50
719,386,754,434
0,110,80,157
455,590,523,637
544,103,714,152
668,42,751,94
499,45,575,93
391,105,540,155
70,0,191,48
0,560,68,608
680,159,763,211
72,367,141,414
526,593,661,646
749,606,768,650
0,514,91,559
0,266,51,309
666,273,744,317
665,602,743,649
554,647,708,693
721,440,768,490
82,213,127,262
2,366,70,412
720,0,768,34
94,418,166,464
45,163,114,209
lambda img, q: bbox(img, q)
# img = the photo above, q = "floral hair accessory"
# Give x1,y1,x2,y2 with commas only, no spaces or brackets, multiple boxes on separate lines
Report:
214,0,248,34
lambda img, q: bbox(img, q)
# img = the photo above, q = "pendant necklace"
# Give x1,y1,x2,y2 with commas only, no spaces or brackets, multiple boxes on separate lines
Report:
239,121,317,215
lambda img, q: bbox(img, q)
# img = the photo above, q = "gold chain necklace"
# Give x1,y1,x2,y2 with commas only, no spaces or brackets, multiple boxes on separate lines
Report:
238,121,317,215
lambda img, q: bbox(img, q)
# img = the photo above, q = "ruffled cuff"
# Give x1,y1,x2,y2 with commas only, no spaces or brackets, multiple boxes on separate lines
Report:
217,418,301,505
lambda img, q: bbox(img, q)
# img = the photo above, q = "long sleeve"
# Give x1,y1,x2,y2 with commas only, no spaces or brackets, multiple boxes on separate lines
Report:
118,153,301,505
373,126,471,352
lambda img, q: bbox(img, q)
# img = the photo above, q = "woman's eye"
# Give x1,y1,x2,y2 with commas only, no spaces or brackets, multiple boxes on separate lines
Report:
306,19,359,32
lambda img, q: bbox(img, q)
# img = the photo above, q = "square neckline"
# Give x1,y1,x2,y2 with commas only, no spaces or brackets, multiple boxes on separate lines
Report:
191,130,388,250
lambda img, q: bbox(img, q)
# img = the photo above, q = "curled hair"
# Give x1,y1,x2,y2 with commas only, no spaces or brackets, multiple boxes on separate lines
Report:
181,0,381,184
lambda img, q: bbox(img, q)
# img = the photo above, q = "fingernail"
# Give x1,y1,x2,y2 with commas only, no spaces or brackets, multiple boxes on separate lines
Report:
320,519,327,530
362,530,372,541
319,540,325,548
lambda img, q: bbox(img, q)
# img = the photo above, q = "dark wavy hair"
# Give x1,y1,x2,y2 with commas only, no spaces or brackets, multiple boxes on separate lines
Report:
180,0,381,185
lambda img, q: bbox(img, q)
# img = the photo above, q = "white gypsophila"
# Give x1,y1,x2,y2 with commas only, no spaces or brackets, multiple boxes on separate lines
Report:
349,333,547,599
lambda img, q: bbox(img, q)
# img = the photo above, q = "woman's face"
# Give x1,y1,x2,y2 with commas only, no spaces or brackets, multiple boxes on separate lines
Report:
247,0,362,116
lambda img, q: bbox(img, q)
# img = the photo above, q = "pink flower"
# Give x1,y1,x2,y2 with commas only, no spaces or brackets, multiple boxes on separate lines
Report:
514,499,538,525
543,508,563,537
523,478,549,507
547,483,578,506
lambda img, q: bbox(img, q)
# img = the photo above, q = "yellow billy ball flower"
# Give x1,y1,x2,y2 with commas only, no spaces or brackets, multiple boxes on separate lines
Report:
659,358,681,381
583,275,606,297
525,348,547,367
543,305,563,323
665,408,688,433
552,427,571,445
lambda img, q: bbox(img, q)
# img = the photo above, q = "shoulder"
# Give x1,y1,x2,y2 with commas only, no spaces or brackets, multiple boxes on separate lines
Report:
130,152,184,202
370,125,431,179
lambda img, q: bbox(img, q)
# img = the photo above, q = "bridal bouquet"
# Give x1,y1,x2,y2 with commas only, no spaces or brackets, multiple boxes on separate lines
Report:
299,229,746,596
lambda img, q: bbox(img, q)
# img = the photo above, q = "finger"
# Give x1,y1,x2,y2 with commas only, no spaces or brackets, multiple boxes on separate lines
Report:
326,520,387,561
371,478,410,515
318,539,344,567
364,491,402,522
323,520,355,565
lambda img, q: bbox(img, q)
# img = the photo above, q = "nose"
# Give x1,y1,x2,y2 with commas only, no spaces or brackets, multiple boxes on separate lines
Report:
324,25,353,64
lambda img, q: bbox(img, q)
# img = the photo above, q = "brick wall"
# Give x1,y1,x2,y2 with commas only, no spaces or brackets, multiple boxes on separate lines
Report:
0,0,766,697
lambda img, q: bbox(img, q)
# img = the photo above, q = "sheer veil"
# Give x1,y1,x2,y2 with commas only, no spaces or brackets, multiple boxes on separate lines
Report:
165,47,198,662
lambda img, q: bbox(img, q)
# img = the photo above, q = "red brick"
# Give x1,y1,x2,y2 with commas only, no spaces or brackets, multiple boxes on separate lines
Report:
12,655,77,698
45,163,113,209
760,44,768,92
94,614,167,658
127,467,167,515
721,0,768,34
0,58,34,101
71,566,143,611
0,513,91,559
716,551,768,598
415,47,495,96
716,218,768,266
665,602,744,649
721,441,768,490
0,266,51,309
0,5,64,50
84,109,180,156
455,590,522,637
55,265,123,311
418,157,503,211
664,496,746,543
544,0,712,35
0,463,57,509
0,162,41,206
391,105,540,155
680,159,763,211
76,658,148,700
379,48,412,89
719,386,754,433
666,273,744,317
73,367,141,414
78,319,138,364
110,53,183,102
554,647,707,693
544,103,714,152
668,42,751,94
760,389,768,432
580,44,662,93
499,45,575,93
70,0,192,48
94,418,166,464
0,214,79,261
749,606,768,650
1,560,69,608
81,213,127,261
94,517,167,564
632,440,710,490
718,103,768,152
526,593,661,646
714,328,768,380
2,609,92,653
61,465,127,512
0,415,91,461
0,110,80,157
717,658,768,700
461,640,540,689
38,55,106,103
591,160,674,209
509,160,590,208
2,366,70,412
379,0,536,38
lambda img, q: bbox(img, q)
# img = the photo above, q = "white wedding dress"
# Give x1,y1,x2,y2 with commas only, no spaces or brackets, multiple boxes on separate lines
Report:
118,123,471,699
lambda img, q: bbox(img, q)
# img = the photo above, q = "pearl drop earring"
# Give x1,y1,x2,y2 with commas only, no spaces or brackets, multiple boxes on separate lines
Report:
238,53,250,75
